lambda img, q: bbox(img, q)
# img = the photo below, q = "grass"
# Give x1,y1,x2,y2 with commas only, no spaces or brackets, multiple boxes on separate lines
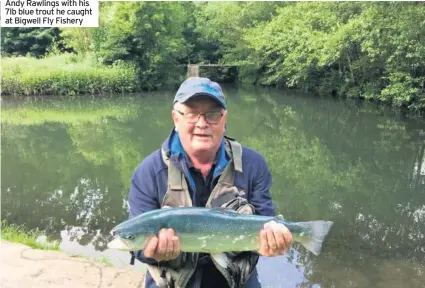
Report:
1,220,60,250
1,53,138,97
1,221,114,267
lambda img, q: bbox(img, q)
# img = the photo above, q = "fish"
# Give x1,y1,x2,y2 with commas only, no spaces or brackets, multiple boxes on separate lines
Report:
107,207,333,256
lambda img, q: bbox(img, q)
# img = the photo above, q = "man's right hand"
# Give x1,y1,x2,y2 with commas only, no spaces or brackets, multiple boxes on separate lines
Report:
143,228,181,261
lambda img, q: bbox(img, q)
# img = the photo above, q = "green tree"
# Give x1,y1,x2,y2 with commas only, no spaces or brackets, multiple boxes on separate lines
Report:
59,28,96,55
194,2,285,64
239,2,425,112
1,28,63,58
92,2,188,89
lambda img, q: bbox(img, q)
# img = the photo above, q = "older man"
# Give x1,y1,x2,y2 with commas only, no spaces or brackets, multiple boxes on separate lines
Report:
128,77,292,288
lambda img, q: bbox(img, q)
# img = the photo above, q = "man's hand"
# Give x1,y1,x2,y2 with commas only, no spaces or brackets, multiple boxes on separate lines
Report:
143,228,181,261
258,220,292,257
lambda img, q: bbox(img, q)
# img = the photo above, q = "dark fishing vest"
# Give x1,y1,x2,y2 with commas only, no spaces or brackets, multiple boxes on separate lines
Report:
147,136,259,288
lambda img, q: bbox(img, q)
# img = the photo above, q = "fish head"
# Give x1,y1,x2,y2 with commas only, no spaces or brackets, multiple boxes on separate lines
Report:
107,227,149,251
107,209,166,251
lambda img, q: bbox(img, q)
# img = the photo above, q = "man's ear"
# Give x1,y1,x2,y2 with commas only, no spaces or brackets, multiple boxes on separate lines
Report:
172,109,180,132
171,109,178,124
222,111,228,132
223,110,228,120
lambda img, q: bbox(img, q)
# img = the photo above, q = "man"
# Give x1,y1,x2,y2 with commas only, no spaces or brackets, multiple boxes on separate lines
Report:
128,77,292,288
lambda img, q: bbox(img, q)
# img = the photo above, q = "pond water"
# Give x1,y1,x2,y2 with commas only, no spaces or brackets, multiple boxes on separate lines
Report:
2,84,425,287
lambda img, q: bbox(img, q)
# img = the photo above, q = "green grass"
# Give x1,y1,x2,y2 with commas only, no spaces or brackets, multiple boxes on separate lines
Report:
96,256,114,267
1,53,138,97
1,221,114,267
1,220,60,250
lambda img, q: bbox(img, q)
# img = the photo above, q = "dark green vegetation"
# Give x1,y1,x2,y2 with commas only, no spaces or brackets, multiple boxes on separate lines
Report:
1,28,68,57
1,2,425,112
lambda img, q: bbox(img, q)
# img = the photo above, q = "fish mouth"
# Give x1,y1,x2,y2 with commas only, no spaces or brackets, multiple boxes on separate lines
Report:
107,238,131,250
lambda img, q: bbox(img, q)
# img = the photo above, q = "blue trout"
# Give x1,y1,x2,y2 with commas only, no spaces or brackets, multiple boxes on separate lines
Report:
107,207,333,256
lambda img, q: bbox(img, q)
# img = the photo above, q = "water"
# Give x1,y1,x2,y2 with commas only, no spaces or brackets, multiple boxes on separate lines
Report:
2,85,425,287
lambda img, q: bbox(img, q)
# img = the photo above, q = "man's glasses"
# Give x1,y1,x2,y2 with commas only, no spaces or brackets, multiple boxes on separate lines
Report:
174,109,223,124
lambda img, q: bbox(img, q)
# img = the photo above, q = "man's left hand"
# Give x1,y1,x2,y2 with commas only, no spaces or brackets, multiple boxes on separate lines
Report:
258,220,293,257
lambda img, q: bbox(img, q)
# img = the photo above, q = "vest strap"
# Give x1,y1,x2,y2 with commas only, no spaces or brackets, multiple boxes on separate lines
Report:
162,148,183,190
226,137,243,173
168,163,183,190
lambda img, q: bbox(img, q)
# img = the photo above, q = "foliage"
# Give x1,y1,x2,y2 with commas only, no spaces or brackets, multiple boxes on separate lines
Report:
2,2,425,112
60,28,96,55
194,2,285,64
240,2,425,112
92,2,188,89
1,28,67,58
1,54,137,96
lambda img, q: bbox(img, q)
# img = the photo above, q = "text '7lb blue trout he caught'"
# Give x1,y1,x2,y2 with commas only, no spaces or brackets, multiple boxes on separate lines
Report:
107,207,333,256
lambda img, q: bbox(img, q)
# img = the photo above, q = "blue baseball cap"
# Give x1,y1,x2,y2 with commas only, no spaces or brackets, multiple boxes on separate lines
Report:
174,77,227,109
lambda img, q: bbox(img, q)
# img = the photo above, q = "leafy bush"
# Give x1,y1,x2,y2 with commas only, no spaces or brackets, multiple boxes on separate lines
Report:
1,54,138,96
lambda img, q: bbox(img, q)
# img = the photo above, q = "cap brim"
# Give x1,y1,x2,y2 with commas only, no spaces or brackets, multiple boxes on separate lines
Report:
176,93,225,108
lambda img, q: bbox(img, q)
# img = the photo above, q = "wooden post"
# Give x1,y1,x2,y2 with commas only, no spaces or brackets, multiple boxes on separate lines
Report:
187,64,200,77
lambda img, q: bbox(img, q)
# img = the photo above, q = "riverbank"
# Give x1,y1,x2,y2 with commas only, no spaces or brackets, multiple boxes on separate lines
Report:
1,220,60,250
1,53,424,116
2,3,425,114
1,220,144,284
0,240,145,288
1,54,139,97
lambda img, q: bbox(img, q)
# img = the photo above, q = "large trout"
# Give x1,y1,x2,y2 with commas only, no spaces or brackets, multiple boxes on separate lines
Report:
107,207,333,256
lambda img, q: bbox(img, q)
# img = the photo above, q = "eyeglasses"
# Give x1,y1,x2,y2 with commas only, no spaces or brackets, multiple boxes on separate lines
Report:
174,109,223,124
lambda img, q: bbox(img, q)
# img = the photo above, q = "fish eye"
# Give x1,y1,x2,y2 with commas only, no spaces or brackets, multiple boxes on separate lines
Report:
124,234,134,240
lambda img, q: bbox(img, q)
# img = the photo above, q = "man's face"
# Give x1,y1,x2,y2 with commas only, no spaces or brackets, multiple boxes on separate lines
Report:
172,95,227,157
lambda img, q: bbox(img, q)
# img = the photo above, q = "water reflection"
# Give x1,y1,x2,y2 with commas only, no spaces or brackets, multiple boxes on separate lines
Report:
2,89,424,287
256,252,310,287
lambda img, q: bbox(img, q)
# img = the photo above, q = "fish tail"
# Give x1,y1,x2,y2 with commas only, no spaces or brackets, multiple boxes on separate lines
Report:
289,220,333,256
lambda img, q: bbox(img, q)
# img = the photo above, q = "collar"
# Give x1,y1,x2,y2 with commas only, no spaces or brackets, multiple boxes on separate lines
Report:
186,156,217,169
166,129,229,177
